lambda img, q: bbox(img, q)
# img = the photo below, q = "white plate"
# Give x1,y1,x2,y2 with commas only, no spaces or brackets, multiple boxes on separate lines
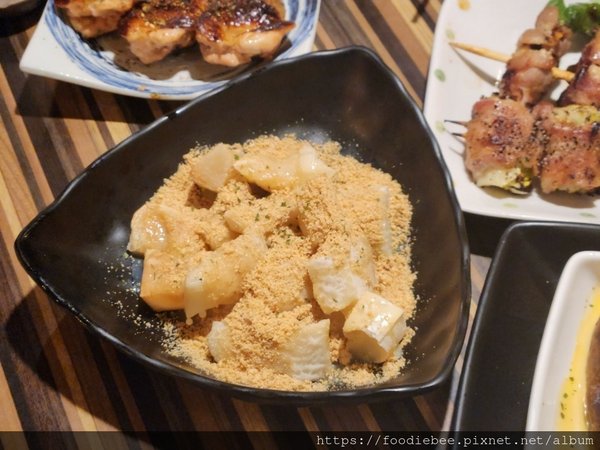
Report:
20,0,320,100
424,0,600,224
526,251,600,432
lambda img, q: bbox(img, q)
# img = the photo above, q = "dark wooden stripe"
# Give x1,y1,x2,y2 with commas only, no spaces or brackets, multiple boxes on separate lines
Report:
370,399,430,430
0,89,46,212
144,372,197,431
307,405,367,431
319,1,373,47
409,0,436,30
114,353,173,431
355,1,426,100
259,405,308,431
114,97,157,132
0,279,69,431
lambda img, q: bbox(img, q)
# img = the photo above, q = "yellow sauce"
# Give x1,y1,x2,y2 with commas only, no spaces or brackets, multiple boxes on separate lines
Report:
458,0,471,11
558,286,600,431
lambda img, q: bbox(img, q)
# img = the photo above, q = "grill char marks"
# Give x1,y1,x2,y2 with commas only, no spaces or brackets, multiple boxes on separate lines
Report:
119,0,294,66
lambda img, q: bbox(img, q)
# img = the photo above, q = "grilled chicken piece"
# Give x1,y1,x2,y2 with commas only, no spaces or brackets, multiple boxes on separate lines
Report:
500,5,572,106
534,103,600,194
55,0,134,38
196,0,295,67
464,96,539,193
119,0,293,66
119,0,203,64
559,29,600,108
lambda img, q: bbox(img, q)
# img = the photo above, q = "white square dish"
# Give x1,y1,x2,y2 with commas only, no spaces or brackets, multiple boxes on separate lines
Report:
20,0,320,100
424,0,599,224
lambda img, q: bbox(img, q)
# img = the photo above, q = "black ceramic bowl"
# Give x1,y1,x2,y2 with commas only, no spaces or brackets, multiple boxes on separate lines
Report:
15,47,470,403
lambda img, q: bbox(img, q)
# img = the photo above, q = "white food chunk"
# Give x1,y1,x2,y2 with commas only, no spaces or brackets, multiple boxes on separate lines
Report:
233,143,334,191
280,320,332,381
190,144,236,192
343,291,407,363
128,204,203,256
376,185,393,256
127,203,167,255
296,143,335,180
307,256,367,314
184,233,267,320
207,321,233,362
140,249,186,311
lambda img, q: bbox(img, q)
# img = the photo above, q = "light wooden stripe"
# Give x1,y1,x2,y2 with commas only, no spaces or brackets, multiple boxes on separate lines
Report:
55,96,108,169
319,405,368,431
0,66,54,210
100,344,148,432
297,407,320,432
232,399,271,431
176,384,230,431
28,294,104,432
414,395,443,430
91,91,141,149
385,0,434,73
315,22,336,50
357,405,382,432
343,0,422,105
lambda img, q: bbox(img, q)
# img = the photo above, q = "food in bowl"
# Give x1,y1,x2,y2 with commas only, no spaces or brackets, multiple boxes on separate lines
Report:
127,134,417,390
558,285,600,431
54,0,294,66
527,251,600,431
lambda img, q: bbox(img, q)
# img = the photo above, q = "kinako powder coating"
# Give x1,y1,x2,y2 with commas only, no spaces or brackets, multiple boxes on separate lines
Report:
132,135,417,391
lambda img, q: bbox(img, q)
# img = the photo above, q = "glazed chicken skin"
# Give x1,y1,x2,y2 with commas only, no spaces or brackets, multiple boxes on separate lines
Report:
119,0,203,65
499,5,572,107
55,0,134,38
196,0,295,67
119,0,294,66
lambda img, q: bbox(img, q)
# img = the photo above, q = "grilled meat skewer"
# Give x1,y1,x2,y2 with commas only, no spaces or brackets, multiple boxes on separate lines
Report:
464,98,600,195
499,5,572,107
464,5,573,193
559,28,600,108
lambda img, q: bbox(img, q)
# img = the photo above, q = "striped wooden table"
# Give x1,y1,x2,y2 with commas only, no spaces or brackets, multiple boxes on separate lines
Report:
0,0,504,442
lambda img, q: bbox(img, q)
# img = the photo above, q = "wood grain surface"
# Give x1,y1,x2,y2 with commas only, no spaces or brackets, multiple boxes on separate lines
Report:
0,0,509,443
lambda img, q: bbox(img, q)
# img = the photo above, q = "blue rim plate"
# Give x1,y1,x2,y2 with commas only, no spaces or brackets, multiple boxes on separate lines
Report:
20,0,320,100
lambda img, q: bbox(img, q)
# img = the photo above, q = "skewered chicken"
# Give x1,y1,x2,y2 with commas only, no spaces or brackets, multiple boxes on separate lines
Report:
533,103,600,194
55,0,134,38
464,96,538,194
464,5,573,193
118,0,201,65
499,5,572,107
195,0,295,67
56,0,294,66
559,28,600,107
465,98,600,195
118,0,294,65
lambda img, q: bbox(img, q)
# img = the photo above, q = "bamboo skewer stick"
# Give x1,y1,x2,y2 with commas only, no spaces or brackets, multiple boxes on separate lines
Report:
449,41,575,82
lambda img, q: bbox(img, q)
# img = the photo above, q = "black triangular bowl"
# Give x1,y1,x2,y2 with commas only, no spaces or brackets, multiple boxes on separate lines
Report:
15,46,470,404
